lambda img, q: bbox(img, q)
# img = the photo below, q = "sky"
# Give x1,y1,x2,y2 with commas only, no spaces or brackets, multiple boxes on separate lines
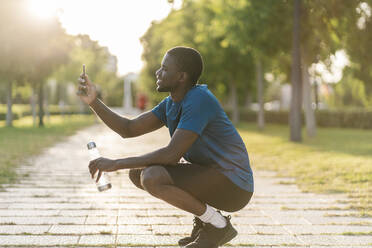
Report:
27,0,182,76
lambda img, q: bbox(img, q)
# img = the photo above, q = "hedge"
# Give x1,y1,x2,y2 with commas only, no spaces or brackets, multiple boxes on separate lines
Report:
227,109,372,129
0,105,91,121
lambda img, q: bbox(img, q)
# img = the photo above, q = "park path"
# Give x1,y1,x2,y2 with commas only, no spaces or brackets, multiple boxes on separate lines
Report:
0,122,371,247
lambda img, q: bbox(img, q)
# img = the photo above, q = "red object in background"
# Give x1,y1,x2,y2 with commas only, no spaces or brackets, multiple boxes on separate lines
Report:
137,93,148,111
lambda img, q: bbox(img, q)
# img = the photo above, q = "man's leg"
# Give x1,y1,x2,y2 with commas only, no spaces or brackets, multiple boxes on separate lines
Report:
128,165,242,247
140,165,206,216
128,169,144,190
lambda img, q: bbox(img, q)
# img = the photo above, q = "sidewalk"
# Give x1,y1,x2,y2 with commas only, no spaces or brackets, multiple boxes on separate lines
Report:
0,123,371,247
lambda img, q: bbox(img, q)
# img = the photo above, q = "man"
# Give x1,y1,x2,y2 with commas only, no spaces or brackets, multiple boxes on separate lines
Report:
78,46,254,247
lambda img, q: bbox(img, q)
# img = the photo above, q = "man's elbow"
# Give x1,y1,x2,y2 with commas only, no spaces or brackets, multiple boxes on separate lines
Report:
163,147,182,165
119,120,134,138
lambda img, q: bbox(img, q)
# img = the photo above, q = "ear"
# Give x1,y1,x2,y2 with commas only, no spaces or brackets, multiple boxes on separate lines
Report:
178,72,188,84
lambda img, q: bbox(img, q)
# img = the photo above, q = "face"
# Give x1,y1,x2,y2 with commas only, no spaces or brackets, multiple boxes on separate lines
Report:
155,53,181,92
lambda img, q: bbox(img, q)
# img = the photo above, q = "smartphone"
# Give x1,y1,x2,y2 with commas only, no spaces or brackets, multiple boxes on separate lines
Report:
77,64,87,96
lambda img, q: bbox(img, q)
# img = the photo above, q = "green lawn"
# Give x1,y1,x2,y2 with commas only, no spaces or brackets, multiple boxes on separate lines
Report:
0,115,95,186
238,123,372,216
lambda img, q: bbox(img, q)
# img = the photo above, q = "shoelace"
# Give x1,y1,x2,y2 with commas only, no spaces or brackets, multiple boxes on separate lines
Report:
191,218,203,236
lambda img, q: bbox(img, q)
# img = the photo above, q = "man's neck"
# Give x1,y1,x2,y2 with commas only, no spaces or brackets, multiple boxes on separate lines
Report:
170,84,194,102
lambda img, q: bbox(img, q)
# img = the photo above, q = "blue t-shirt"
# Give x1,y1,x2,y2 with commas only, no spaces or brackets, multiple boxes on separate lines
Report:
151,84,254,192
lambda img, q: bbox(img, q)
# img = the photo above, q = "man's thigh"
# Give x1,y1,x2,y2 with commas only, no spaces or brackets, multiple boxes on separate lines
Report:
163,163,252,212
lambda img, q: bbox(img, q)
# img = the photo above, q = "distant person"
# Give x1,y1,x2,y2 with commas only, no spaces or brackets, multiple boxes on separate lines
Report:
78,46,254,247
136,93,148,111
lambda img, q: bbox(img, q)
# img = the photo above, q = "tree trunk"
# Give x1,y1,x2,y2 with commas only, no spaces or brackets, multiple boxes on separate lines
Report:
244,92,252,108
314,79,319,109
38,82,44,127
45,84,50,123
31,87,37,126
6,81,13,127
256,58,264,130
290,0,302,142
230,83,239,124
302,59,316,137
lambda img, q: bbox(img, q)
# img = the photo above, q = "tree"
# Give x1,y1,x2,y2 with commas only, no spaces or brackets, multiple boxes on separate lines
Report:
290,0,303,142
345,1,372,95
140,0,255,124
209,0,293,129
0,0,37,126
26,16,71,126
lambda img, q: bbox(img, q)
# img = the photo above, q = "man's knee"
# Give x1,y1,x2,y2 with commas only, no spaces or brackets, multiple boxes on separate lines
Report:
140,165,174,195
128,169,144,190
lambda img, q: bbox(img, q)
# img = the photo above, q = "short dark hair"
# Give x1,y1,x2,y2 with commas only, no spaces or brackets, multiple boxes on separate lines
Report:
166,46,203,85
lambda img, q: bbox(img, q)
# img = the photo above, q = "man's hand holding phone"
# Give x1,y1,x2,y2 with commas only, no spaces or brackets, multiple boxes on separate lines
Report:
77,65,97,105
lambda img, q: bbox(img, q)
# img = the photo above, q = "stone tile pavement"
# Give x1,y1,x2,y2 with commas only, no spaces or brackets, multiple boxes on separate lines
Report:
0,123,371,247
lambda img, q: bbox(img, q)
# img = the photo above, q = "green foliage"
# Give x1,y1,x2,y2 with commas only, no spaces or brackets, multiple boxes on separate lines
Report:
345,1,372,94
328,73,370,108
139,0,256,106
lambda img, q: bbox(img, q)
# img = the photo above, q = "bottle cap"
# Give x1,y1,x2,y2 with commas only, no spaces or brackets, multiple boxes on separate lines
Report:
87,142,96,149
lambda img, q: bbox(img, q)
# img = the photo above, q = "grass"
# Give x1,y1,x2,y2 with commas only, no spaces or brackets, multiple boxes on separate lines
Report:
238,123,372,216
0,114,95,186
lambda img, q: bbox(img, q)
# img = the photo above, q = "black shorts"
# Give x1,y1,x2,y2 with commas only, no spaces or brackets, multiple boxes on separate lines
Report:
163,163,253,212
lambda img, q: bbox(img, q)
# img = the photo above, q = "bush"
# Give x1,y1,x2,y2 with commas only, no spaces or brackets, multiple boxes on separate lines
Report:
227,108,372,129
0,113,20,121
0,104,91,121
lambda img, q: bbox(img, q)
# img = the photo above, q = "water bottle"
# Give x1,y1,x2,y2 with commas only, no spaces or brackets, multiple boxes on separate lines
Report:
87,142,112,192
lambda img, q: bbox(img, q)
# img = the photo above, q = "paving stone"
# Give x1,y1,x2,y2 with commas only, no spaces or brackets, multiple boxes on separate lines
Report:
0,225,50,234
147,209,187,217
0,216,85,225
0,203,9,209
270,216,311,225
151,224,191,235
232,216,278,225
338,235,372,245
0,209,60,216
78,234,116,245
231,209,265,217
304,216,372,225
118,216,180,225
119,209,148,216
117,234,184,246
229,234,303,246
297,235,342,245
0,235,79,246
59,209,118,216
118,224,153,234
8,203,92,209
251,225,290,235
85,216,117,224
49,224,116,234
310,246,371,248
285,224,372,235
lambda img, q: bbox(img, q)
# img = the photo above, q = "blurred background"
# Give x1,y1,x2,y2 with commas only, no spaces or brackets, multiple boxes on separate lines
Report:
1,0,372,136
0,0,371,215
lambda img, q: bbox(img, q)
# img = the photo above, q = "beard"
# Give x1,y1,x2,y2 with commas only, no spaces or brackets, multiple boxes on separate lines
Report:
156,85,171,92
156,81,172,92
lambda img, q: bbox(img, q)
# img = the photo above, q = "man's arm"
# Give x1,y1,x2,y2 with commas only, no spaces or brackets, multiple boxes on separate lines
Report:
114,128,198,169
90,98,163,138
78,74,163,138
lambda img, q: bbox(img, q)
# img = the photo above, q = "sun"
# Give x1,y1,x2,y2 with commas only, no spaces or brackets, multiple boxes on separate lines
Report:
27,0,59,19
